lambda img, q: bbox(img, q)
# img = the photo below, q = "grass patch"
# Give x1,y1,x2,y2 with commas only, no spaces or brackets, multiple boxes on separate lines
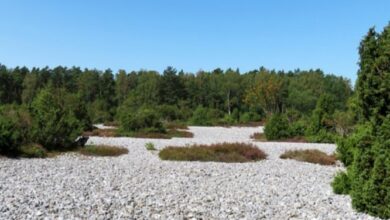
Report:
166,129,194,138
166,122,189,130
250,132,267,141
145,142,156,151
79,145,128,157
159,142,267,163
280,149,336,165
83,129,118,137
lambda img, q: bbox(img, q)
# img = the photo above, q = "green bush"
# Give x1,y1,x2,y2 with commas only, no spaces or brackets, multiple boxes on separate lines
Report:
119,106,165,132
306,129,336,143
31,88,83,150
264,113,290,140
333,25,390,219
0,113,22,155
157,105,183,121
0,105,32,156
19,144,47,158
306,94,338,143
190,106,213,126
87,99,112,124
332,172,351,194
288,119,306,137
145,142,156,151
240,112,262,123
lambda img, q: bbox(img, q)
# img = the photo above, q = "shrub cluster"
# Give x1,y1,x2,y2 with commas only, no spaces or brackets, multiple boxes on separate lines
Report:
332,25,390,219
0,87,90,157
159,142,267,163
119,106,165,133
0,105,31,156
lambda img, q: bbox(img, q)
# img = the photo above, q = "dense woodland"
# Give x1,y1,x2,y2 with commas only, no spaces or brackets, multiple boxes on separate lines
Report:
0,65,351,121
0,23,389,218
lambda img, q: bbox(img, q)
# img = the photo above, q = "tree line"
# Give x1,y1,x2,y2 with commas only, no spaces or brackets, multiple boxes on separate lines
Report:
0,64,352,124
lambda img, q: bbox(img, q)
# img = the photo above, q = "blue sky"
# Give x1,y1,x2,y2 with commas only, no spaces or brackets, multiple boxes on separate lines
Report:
0,1,389,82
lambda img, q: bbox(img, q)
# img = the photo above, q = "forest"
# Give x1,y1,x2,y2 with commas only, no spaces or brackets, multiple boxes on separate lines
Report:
0,23,389,219
0,63,352,151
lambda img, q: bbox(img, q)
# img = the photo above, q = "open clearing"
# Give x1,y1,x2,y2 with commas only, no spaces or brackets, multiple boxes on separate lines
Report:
0,126,378,219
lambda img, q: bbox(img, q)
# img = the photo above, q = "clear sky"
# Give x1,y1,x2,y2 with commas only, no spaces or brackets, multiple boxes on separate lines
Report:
0,1,389,82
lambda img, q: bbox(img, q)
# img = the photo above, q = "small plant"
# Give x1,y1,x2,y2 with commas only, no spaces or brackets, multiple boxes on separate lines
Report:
79,145,128,157
250,132,266,141
19,144,47,158
280,149,336,165
145,142,156,151
332,171,351,194
159,142,267,163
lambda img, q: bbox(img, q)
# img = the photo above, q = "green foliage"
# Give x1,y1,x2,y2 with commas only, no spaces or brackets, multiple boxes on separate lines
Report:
157,104,183,121
288,119,306,137
244,70,287,114
87,99,112,123
264,113,290,140
119,106,165,133
0,105,32,155
306,94,337,143
189,106,223,126
306,129,336,143
334,25,390,219
332,172,351,194
239,108,263,123
145,142,156,151
31,88,83,150
0,112,23,155
19,144,47,158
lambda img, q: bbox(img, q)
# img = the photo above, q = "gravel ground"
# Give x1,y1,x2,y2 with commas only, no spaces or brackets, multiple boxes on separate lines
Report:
0,126,379,219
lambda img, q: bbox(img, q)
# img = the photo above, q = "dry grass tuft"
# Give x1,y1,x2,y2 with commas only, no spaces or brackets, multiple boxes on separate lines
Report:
280,149,336,165
159,142,267,163
251,132,307,143
250,132,267,141
84,127,193,139
79,145,128,157
83,129,118,137
166,122,189,130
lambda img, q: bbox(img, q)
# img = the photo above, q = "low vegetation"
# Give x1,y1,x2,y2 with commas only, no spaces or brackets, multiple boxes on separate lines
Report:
79,145,128,157
159,142,267,163
252,132,307,142
145,142,156,151
280,149,336,165
250,132,266,141
19,144,47,158
83,128,118,137
84,127,193,139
